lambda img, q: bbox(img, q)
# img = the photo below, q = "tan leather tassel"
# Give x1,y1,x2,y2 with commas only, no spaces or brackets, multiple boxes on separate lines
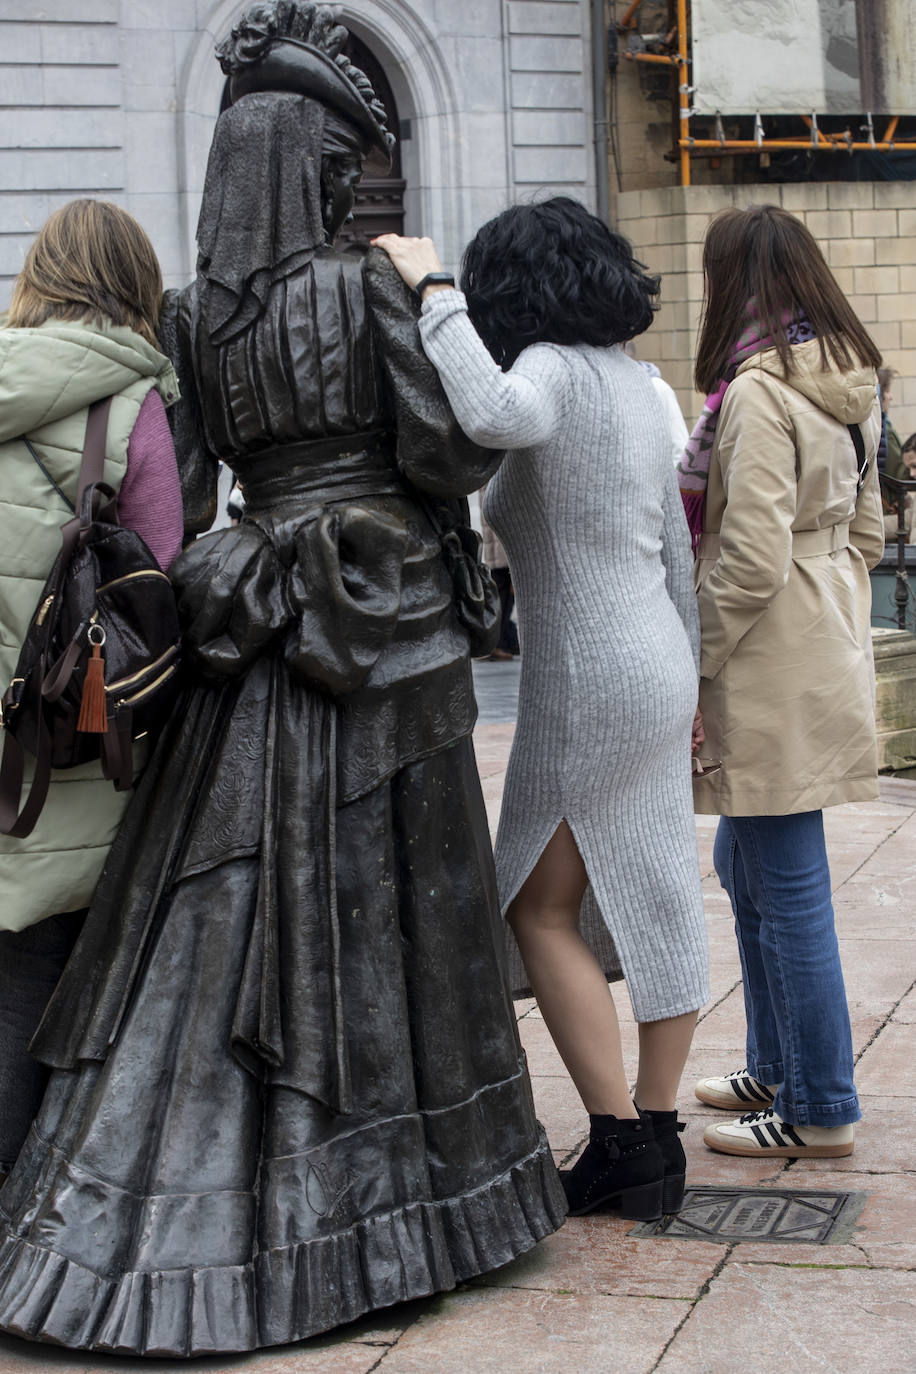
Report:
77,639,108,733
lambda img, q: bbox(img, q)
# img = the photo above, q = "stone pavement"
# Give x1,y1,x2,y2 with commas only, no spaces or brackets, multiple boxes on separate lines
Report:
0,715,914,1374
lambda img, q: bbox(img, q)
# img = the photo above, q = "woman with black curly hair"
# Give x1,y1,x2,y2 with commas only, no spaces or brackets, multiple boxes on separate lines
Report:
377,198,709,1221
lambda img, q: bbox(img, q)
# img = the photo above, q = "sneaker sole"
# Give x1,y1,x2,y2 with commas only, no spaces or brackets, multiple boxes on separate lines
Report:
703,1127,853,1158
695,1084,775,1111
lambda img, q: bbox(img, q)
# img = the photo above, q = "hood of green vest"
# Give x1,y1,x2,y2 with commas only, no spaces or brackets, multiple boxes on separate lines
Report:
0,320,179,444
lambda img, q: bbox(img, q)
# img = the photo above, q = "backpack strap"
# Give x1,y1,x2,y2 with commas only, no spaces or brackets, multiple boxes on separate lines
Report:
848,423,868,495
100,722,134,792
0,399,113,838
76,398,112,517
0,673,53,838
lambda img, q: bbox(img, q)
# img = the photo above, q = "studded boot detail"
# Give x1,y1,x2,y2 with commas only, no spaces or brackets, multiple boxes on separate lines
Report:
560,1114,664,1219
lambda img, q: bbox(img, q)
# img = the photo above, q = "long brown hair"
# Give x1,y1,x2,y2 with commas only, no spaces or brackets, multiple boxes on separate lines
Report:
7,199,163,347
694,205,881,394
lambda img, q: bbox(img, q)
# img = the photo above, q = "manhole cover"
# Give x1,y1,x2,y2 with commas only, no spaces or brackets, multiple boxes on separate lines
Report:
631,1187,867,1244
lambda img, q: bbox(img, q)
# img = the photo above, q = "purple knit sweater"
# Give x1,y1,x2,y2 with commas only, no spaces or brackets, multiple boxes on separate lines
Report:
118,389,184,570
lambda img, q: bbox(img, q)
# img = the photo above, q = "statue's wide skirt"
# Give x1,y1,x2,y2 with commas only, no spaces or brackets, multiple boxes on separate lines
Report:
0,666,565,1355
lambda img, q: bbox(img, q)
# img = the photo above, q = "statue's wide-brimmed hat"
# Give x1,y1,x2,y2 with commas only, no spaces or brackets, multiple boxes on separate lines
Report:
217,3,394,169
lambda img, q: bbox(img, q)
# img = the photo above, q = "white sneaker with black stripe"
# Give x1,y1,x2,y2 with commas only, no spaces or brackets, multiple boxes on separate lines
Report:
695,1067,777,1111
703,1108,854,1158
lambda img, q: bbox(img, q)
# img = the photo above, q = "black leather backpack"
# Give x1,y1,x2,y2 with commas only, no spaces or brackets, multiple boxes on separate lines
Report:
0,399,181,838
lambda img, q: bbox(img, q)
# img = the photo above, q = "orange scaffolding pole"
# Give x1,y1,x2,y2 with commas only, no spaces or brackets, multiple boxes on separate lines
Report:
676,0,690,185
801,115,828,147
625,51,678,65
681,138,916,152
624,9,915,174
618,0,643,30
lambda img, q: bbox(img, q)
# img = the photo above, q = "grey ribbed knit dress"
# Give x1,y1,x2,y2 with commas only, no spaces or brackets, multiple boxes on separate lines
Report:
418,291,709,1022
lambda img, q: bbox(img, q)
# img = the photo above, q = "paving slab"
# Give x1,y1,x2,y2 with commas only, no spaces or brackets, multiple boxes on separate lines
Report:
834,887,916,940
688,986,749,1048
376,1287,691,1374
891,984,916,1022
527,1074,589,1155
655,1264,916,1374
855,1021,916,1096
518,1014,574,1077
477,1215,721,1300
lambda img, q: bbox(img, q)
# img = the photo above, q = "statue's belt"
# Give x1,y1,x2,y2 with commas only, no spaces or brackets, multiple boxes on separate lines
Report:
234,429,406,512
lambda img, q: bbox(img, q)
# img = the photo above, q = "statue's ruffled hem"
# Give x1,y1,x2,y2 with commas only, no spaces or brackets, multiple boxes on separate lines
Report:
0,1131,564,1356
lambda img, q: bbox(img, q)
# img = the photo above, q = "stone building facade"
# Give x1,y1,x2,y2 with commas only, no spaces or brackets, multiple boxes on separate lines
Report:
617,180,916,438
0,0,601,306
607,0,916,437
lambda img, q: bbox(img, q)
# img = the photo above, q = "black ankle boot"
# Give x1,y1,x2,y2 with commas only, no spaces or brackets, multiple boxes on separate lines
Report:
637,1108,686,1212
560,1115,664,1220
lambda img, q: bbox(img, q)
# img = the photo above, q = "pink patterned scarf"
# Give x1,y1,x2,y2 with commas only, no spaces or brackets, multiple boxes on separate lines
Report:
677,310,816,551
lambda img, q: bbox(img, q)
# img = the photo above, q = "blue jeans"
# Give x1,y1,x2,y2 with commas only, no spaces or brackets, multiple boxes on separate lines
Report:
714,813,860,1128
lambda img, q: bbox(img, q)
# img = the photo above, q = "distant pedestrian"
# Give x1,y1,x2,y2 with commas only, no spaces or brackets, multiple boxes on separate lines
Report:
624,343,689,464
686,205,884,1160
226,478,245,525
377,198,709,1222
883,431,916,543
877,366,903,477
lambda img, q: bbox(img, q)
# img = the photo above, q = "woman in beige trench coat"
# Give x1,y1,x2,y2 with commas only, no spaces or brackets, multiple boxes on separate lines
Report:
681,205,884,1161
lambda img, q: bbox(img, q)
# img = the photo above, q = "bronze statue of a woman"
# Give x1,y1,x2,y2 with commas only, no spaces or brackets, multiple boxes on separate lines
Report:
0,2,564,1356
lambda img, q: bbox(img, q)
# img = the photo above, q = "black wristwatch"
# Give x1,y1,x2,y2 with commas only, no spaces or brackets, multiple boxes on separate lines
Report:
414,271,456,298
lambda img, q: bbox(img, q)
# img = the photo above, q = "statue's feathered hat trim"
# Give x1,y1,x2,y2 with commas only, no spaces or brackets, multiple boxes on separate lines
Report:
217,1,394,167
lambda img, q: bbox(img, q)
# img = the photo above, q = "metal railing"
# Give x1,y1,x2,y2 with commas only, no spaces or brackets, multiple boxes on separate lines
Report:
878,472,916,631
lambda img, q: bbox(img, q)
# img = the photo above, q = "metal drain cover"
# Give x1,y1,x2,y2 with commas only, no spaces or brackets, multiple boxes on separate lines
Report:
631,1186,867,1244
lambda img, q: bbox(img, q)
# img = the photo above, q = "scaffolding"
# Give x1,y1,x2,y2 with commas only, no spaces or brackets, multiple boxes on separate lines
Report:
617,0,916,187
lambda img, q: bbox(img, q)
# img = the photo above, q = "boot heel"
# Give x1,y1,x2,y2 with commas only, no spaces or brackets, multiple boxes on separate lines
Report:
662,1172,685,1213
618,1178,664,1221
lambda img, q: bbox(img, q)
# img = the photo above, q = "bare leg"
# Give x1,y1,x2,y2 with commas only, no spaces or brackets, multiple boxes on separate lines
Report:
507,822,636,1119
635,1011,699,1112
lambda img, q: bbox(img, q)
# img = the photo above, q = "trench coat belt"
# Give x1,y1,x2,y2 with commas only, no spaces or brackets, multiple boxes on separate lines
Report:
696,521,851,561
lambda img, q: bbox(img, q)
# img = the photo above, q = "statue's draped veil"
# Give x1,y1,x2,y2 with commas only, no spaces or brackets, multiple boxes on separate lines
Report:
196,93,328,345
196,0,395,345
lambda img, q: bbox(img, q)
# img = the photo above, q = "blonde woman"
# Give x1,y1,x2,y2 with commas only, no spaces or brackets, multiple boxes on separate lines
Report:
0,199,182,1180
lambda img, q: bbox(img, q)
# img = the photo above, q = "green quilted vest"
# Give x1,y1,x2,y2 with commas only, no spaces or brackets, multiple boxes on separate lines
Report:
0,319,179,931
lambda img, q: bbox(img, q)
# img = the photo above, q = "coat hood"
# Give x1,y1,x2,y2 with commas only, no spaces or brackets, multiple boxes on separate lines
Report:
0,319,179,445
737,338,877,427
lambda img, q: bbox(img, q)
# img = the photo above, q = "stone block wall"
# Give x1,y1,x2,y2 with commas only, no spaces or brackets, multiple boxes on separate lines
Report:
0,0,202,303
615,180,916,438
507,0,592,199
0,0,598,308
